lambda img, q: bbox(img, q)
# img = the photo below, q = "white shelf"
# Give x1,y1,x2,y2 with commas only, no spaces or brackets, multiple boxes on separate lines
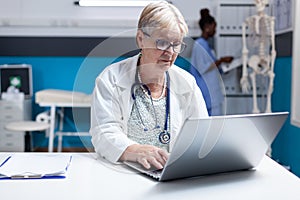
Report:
0,100,32,152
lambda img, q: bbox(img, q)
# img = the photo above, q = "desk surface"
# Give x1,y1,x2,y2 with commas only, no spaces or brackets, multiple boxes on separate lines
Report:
1,153,300,200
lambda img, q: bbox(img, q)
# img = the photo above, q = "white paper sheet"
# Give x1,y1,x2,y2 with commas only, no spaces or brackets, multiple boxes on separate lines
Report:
0,154,72,179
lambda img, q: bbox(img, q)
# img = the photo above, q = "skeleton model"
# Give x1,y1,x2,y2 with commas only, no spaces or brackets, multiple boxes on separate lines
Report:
240,0,276,113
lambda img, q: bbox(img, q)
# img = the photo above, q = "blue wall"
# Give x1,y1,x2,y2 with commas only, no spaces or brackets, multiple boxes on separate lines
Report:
271,57,300,177
1,56,300,177
0,56,110,149
0,56,191,149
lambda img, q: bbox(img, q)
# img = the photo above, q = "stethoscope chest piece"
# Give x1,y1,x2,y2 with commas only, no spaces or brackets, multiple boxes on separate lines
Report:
159,131,170,144
132,67,171,145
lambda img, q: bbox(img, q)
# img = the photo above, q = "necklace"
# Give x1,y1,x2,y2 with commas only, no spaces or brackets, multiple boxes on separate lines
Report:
131,67,171,144
137,68,167,100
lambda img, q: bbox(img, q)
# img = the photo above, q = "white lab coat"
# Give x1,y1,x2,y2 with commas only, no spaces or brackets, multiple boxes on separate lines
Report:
90,54,208,163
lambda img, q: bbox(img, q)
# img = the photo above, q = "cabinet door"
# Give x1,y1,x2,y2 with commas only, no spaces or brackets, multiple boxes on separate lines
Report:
0,101,25,152
291,1,300,127
0,124,24,152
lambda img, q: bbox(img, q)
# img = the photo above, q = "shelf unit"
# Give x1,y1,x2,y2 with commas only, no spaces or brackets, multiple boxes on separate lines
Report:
0,99,31,152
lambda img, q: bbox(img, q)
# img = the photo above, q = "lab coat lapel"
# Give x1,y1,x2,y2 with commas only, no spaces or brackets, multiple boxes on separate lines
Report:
168,68,194,150
115,55,139,123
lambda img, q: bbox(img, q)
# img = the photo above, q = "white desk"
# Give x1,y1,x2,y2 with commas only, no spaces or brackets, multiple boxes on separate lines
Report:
37,102,90,152
1,153,300,200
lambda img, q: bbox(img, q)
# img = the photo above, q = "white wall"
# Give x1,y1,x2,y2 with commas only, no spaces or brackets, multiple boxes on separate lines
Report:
291,0,300,127
0,0,213,37
0,0,292,37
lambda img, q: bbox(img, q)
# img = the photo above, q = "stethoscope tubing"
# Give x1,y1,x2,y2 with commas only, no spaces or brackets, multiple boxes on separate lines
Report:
130,69,170,135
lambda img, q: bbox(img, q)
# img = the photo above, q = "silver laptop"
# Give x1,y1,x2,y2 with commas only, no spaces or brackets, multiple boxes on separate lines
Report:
124,112,288,181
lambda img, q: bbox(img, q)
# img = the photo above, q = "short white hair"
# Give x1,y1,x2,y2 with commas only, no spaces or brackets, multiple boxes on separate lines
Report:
137,1,188,36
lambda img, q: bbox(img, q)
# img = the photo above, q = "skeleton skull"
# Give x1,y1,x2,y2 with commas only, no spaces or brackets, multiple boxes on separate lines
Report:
255,0,268,12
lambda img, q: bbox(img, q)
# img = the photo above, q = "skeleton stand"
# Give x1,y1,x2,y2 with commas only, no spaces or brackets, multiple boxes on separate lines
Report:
240,2,276,114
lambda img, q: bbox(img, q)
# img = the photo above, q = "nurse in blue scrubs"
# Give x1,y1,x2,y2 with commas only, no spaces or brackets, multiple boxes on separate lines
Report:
190,8,233,116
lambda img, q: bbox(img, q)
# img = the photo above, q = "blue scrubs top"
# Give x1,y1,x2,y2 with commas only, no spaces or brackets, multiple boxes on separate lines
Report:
190,37,224,116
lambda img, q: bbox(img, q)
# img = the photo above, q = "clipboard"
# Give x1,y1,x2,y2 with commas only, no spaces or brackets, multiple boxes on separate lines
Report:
221,57,243,73
0,154,72,179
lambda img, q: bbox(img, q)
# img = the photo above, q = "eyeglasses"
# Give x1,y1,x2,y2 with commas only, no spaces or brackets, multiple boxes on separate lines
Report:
143,32,187,54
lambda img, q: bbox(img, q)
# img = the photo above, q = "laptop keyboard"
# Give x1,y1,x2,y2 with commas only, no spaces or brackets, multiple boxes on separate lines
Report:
146,168,163,179
124,161,163,180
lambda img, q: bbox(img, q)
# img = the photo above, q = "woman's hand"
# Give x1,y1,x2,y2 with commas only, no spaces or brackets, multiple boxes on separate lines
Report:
214,56,234,68
220,56,234,63
119,144,169,169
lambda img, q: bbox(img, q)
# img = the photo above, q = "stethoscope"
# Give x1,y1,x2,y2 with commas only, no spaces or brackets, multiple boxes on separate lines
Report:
130,68,170,144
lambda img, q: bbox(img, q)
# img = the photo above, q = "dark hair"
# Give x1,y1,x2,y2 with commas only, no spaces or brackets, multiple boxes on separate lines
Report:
198,8,216,31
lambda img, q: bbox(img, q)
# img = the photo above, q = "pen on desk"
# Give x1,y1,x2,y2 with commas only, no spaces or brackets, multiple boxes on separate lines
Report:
0,155,12,167
65,155,73,171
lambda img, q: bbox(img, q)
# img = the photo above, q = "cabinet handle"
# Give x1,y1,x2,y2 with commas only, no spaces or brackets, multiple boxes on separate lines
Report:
4,115,13,119
5,134,13,137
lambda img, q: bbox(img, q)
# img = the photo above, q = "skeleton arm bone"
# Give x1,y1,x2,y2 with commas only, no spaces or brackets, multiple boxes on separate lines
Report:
240,20,251,93
270,16,276,72
265,16,276,113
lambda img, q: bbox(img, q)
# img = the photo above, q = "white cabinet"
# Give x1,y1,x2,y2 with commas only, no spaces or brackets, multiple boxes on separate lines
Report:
0,99,31,151
291,0,300,127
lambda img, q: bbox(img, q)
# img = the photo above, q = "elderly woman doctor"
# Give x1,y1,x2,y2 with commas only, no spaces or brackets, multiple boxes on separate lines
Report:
90,1,208,170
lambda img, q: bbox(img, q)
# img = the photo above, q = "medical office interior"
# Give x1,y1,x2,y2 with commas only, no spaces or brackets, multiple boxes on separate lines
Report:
0,0,299,177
